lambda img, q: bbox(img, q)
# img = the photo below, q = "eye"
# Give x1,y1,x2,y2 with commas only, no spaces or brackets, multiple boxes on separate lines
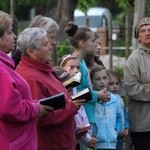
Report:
103,76,107,80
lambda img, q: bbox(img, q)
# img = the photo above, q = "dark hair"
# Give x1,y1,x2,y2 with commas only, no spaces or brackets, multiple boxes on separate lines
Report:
90,65,106,80
107,70,121,83
84,55,105,69
53,66,71,82
65,21,92,48
84,31,104,68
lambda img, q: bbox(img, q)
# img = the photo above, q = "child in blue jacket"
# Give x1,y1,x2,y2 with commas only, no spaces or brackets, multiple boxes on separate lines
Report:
90,65,122,150
107,70,129,150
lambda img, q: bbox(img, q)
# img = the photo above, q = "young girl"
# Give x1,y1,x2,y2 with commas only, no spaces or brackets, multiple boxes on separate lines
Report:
59,54,97,150
65,22,109,134
107,70,129,150
84,31,105,70
90,65,122,150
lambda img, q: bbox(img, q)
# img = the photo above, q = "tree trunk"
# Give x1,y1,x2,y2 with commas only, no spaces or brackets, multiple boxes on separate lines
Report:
131,0,145,52
125,12,130,59
54,0,78,42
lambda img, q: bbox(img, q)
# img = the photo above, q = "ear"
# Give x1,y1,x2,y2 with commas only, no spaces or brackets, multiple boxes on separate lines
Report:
79,40,85,48
26,48,35,58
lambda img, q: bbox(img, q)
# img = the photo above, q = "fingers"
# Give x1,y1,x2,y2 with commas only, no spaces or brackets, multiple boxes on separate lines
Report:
44,105,54,111
72,99,86,107
38,104,54,118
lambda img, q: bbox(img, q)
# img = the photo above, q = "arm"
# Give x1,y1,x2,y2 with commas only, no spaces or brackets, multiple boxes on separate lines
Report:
25,77,78,126
0,72,39,122
124,55,150,101
115,99,122,132
124,107,129,129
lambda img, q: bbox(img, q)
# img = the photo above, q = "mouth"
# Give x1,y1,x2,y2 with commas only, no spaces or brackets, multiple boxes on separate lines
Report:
100,85,106,89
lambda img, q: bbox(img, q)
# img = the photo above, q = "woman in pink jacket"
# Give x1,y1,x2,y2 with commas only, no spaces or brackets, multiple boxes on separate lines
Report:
0,11,51,150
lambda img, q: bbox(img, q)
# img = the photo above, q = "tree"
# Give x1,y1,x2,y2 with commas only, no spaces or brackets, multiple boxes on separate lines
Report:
131,0,145,52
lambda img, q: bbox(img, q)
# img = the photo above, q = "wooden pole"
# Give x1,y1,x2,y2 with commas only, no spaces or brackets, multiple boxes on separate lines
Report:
131,0,145,52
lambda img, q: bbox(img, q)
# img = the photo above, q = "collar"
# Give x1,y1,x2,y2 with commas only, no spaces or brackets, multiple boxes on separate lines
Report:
138,44,150,54
0,51,15,69
20,56,54,74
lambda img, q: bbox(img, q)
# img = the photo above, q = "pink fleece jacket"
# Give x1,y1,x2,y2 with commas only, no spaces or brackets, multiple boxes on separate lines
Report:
0,51,39,150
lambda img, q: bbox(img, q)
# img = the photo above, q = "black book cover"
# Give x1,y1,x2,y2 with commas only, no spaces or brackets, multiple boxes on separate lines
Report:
39,93,66,110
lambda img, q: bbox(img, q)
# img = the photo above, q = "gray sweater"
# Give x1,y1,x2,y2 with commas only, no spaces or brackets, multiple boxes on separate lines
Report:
124,44,150,132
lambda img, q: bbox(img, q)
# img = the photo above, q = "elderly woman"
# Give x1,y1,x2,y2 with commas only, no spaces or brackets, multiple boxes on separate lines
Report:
124,17,150,150
12,15,59,67
16,27,84,150
0,11,51,150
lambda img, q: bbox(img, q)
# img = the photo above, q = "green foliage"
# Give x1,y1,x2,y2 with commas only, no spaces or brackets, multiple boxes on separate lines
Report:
113,66,124,80
16,0,52,5
77,0,98,12
116,0,133,11
0,0,10,12
57,40,73,59
146,0,150,15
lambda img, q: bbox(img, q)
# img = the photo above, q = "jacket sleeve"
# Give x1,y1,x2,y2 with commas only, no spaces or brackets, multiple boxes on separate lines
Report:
115,100,122,132
0,72,39,122
124,107,129,129
24,77,78,127
124,55,150,101
77,61,98,104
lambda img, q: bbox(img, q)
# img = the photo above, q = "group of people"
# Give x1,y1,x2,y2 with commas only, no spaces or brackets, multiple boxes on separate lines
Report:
0,9,150,150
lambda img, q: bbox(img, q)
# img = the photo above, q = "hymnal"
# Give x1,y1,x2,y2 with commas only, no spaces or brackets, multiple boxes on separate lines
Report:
39,93,66,110
63,72,81,89
71,88,92,102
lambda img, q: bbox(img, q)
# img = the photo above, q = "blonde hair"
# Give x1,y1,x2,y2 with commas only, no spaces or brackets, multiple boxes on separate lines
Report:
0,11,13,37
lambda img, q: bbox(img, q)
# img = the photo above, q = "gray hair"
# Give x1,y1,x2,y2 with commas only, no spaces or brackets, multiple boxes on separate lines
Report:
29,15,59,33
17,27,47,56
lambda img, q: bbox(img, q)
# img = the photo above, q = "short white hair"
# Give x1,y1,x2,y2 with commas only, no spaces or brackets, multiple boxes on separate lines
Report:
17,27,47,56
29,15,59,33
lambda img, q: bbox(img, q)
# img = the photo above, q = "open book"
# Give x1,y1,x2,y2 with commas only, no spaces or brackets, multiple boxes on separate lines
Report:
63,72,81,89
71,88,92,102
39,93,66,110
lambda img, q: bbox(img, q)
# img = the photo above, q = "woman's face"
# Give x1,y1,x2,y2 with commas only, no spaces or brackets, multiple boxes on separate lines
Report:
82,32,95,55
0,25,16,54
138,25,150,48
47,32,57,48
32,36,52,63
94,37,101,57
63,58,80,77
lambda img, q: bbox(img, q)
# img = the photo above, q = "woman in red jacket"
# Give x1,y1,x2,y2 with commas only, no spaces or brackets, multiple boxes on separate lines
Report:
16,27,84,150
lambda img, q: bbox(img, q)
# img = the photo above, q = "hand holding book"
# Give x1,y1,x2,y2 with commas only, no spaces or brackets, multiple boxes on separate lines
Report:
71,88,92,102
39,93,66,110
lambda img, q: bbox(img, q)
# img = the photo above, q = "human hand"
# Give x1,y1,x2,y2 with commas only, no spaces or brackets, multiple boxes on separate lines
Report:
72,99,86,109
98,88,110,102
87,137,97,148
122,128,129,137
38,104,54,118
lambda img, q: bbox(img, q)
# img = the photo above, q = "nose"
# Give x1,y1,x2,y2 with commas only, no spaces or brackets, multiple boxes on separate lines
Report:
49,43,53,51
13,32,17,39
74,68,79,73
